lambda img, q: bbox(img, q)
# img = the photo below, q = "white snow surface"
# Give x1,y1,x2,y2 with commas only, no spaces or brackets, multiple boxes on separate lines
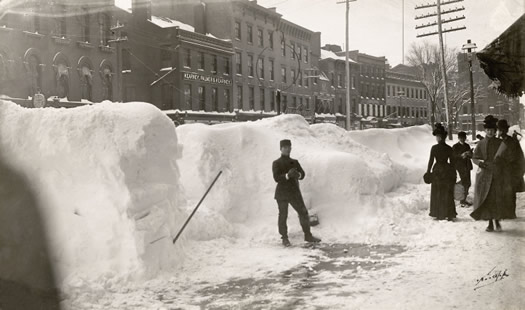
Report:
0,100,186,289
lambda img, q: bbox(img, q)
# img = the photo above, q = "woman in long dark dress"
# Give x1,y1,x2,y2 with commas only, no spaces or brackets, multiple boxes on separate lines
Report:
470,115,507,231
427,123,457,221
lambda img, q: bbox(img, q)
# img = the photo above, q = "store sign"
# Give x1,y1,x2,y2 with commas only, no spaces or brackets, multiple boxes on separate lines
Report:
183,72,232,86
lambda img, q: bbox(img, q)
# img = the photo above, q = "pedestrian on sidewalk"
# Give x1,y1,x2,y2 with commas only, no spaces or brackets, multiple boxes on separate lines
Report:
492,119,524,222
426,123,457,221
470,115,505,232
272,139,321,247
452,131,473,207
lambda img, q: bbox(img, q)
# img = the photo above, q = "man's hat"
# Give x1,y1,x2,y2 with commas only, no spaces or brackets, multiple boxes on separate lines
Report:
458,131,467,138
483,115,498,129
497,119,510,130
280,139,291,148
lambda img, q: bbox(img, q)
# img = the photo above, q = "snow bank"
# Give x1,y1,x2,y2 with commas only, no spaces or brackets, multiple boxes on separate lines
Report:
0,101,186,289
176,115,435,243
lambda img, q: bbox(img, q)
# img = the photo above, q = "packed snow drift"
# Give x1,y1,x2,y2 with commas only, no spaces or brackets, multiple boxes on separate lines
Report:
0,100,186,290
176,115,436,244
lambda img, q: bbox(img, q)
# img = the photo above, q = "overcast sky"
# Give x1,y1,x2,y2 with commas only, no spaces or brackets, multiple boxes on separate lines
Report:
115,0,523,67
258,0,524,66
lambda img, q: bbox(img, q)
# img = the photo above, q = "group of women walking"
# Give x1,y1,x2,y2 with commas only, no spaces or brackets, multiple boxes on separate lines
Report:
426,115,525,231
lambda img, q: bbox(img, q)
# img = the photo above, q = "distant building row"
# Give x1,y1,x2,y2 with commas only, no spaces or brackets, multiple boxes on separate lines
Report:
0,0,431,128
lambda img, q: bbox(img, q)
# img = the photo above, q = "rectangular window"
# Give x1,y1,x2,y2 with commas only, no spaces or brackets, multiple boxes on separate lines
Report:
387,85,391,96
99,13,111,45
184,49,191,68
306,98,310,110
122,49,131,70
304,72,308,88
237,85,243,108
249,86,254,110
331,73,335,87
293,96,297,107
224,57,230,75
235,52,242,74
338,74,343,87
224,89,231,111
351,76,355,89
291,69,296,85
281,40,286,57
304,47,308,63
162,84,172,109
281,67,286,83
211,87,218,111
270,91,275,111
198,86,205,110
198,52,204,70
248,54,254,77
258,28,263,47
260,87,265,110
258,58,264,79
184,84,191,109
339,98,343,114
161,46,171,68
247,25,253,44
291,43,295,59
268,31,274,49
212,56,218,73
235,21,241,40
298,45,302,61
57,5,67,37
269,59,274,81
82,8,90,42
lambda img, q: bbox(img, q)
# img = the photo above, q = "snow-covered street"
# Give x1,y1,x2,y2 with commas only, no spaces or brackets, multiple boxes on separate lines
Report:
1,101,523,309
65,186,525,310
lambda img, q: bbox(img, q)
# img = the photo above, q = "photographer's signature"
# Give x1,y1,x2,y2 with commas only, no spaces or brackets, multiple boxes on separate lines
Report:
474,266,509,290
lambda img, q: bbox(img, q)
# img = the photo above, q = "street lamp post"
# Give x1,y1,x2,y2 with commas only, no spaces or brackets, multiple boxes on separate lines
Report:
462,39,477,140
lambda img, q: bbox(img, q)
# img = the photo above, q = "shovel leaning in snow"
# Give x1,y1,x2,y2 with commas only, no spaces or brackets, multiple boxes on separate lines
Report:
172,171,223,245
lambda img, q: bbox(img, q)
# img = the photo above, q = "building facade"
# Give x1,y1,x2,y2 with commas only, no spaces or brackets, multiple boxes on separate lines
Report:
114,1,234,111
318,46,360,118
338,50,387,119
457,52,520,131
0,0,118,103
385,64,429,126
156,0,322,114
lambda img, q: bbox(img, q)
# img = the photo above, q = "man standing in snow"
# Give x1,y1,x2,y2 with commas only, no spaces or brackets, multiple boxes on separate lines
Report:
272,139,321,247
452,131,473,207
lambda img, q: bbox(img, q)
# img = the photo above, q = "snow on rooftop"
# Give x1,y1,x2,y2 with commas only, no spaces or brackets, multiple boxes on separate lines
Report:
150,15,195,32
320,49,357,63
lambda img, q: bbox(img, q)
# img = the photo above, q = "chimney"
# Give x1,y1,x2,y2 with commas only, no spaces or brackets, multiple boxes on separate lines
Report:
132,0,152,22
193,2,206,34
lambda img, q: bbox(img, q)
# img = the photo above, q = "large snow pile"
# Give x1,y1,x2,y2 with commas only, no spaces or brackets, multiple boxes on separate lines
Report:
0,101,186,290
176,115,435,244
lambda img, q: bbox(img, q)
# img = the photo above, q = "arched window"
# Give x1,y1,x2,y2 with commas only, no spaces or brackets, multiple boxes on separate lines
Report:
53,53,70,98
24,49,43,96
78,57,93,101
100,62,113,101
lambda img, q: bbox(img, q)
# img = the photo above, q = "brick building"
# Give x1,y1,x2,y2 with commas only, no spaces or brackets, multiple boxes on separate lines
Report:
155,0,321,114
456,52,520,131
318,46,360,117
114,0,234,111
0,0,118,103
385,64,429,126
336,50,387,119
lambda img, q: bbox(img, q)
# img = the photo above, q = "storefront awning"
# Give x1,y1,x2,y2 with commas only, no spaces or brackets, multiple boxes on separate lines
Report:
476,14,525,97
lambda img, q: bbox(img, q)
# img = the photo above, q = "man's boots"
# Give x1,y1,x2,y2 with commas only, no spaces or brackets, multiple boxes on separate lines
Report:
495,220,502,232
304,234,321,243
282,238,291,247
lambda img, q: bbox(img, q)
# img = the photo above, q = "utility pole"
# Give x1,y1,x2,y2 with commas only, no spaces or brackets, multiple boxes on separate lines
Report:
415,0,466,140
402,0,405,64
109,20,127,102
337,0,357,130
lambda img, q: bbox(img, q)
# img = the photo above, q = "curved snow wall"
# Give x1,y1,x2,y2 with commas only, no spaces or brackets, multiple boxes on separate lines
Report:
0,101,186,290
176,115,435,242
